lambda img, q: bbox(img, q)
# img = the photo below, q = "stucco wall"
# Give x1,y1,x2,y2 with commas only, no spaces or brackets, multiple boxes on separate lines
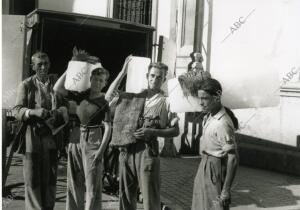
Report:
210,0,300,109
210,0,300,146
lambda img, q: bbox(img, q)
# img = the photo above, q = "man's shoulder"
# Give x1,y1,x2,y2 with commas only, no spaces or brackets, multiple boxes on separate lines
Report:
21,74,58,87
93,95,109,105
216,113,235,131
48,74,58,83
20,75,36,87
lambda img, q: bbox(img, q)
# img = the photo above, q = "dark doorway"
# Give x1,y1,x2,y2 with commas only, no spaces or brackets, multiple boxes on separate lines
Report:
28,10,154,90
41,20,151,90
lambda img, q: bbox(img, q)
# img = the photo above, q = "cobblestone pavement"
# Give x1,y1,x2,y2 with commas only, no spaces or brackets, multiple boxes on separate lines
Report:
160,157,300,210
3,155,300,210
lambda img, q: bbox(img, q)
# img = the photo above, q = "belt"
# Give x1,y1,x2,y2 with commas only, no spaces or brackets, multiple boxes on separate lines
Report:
80,124,102,142
202,151,219,158
202,151,226,161
80,124,101,130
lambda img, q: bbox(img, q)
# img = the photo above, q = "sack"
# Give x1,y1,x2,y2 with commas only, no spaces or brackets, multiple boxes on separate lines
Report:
64,61,102,92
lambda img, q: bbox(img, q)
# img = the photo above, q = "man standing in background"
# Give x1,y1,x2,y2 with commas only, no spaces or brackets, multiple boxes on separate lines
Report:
13,52,67,210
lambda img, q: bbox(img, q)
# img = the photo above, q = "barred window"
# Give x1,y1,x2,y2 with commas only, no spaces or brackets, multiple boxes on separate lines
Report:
113,0,152,25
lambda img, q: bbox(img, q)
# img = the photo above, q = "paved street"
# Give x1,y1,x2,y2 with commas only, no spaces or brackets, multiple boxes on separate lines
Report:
3,154,300,210
160,157,300,210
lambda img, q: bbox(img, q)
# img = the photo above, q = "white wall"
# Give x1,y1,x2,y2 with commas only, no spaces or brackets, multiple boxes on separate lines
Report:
170,0,300,148
210,0,300,109
38,0,109,17
209,0,300,146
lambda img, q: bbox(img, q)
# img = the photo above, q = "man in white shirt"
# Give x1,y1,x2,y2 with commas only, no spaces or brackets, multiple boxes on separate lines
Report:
192,78,239,210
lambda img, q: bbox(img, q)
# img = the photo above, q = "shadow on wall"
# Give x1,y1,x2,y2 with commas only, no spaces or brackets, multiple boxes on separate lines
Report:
237,133,300,176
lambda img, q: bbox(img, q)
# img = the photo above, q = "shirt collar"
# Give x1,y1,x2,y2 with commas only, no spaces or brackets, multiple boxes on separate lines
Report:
202,106,226,128
35,76,50,86
211,106,226,120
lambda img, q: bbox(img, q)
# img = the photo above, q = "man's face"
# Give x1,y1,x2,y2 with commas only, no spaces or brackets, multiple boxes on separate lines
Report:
147,67,166,91
32,57,50,80
197,90,218,113
90,74,107,92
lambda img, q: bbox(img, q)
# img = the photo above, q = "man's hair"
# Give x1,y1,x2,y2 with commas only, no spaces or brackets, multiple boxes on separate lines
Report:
148,62,168,76
197,78,239,129
31,51,49,63
91,68,110,80
196,78,222,96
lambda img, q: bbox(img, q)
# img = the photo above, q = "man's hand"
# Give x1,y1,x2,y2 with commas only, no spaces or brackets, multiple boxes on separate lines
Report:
29,108,50,119
58,106,69,123
220,189,231,207
133,128,153,139
170,116,179,127
91,152,102,169
121,55,132,75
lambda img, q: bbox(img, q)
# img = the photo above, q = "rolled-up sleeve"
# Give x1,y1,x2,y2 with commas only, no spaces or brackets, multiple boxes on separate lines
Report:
216,123,236,153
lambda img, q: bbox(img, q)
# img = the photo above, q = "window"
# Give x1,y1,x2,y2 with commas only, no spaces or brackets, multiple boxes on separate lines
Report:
113,0,152,25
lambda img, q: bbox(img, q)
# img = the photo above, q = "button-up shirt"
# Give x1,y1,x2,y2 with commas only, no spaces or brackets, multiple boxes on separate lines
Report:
200,106,237,158
143,92,178,129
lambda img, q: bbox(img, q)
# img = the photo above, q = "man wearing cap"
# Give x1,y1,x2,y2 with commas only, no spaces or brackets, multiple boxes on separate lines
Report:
13,51,68,210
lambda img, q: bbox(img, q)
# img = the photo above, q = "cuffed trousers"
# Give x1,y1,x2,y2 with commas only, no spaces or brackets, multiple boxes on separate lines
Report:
119,141,160,210
66,126,103,210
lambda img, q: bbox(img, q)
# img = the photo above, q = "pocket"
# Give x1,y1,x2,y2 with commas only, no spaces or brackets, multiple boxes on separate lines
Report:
210,162,218,184
86,128,102,145
144,156,159,172
24,152,40,188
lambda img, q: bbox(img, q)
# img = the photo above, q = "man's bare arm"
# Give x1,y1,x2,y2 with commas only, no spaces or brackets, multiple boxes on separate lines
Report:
53,72,68,96
105,56,132,102
133,123,180,139
94,122,111,159
220,151,238,205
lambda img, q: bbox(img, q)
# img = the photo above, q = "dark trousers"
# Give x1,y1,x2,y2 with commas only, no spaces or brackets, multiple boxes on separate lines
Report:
119,141,161,210
23,136,58,210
